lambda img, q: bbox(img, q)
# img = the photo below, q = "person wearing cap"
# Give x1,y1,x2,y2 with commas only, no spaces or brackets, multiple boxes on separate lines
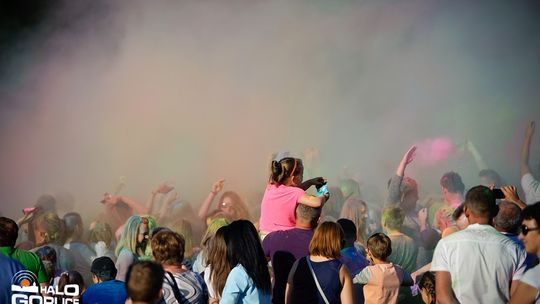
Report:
82,256,127,304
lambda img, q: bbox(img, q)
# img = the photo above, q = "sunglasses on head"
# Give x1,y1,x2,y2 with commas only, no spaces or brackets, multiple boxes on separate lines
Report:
520,225,540,236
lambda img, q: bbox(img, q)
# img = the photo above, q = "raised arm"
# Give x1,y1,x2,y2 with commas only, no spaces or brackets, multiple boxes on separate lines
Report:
465,140,488,171
156,191,178,223
146,182,174,215
102,193,149,215
388,145,416,204
501,186,527,210
197,179,225,220
521,121,535,177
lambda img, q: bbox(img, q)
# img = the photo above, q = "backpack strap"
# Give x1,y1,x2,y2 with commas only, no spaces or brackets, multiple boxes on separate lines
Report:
165,271,185,303
306,257,330,304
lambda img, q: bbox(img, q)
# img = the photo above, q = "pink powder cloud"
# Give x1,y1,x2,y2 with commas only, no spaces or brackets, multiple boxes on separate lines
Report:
415,138,455,165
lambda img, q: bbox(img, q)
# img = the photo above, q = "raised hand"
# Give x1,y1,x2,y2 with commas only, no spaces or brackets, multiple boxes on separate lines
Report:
397,145,417,177
402,145,417,165
211,179,225,194
501,186,519,203
101,193,121,205
154,182,174,194
525,121,535,138
310,177,326,188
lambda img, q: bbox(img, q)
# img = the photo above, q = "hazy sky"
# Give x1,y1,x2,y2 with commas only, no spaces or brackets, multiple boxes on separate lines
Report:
1,0,539,220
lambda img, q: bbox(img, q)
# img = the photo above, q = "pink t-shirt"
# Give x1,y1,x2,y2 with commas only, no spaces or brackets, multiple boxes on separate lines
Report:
354,263,405,304
259,184,305,233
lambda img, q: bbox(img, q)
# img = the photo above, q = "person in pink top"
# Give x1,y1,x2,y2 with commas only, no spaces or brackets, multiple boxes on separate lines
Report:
259,157,329,235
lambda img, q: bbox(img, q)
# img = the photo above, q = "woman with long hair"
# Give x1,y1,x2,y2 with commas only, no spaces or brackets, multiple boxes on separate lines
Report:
198,180,250,223
286,221,353,304
115,215,155,281
340,197,376,247
221,220,271,303
192,217,230,273
205,225,231,303
259,157,328,235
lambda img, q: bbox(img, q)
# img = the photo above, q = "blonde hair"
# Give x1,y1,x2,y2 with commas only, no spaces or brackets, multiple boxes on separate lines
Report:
32,212,65,245
201,218,230,248
88,221,113,246
115,215,156,258
168,218,194,259
309,221,344,259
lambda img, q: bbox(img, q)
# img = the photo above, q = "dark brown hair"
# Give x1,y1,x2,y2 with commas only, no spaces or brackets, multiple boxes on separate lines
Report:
465,185,498,218
151,231,185,266
419,271,436,304
0,217,18,247
270,157,303,185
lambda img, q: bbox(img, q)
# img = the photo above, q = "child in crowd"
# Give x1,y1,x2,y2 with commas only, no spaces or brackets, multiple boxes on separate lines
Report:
125,261,164,304
418,272,436,304
259,157,328,235
88,221,116,262
353,233,413,304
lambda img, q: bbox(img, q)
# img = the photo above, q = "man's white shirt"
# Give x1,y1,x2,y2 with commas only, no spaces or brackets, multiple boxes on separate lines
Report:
431,223,527,304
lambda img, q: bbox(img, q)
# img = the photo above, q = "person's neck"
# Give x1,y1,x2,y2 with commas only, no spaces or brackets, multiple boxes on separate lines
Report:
295,220,313,230
467,216,491,226
445,193,463,208
372,257,390,265
163,264,185,273
309,255,332,262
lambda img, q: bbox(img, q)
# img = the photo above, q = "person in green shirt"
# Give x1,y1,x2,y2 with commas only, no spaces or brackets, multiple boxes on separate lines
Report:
0,216,49,286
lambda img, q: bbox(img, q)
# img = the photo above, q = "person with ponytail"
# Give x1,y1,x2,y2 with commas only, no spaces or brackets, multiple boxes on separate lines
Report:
259,157,329,235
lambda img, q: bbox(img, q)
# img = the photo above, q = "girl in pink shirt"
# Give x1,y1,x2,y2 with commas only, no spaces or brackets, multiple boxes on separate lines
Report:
258,157,329,234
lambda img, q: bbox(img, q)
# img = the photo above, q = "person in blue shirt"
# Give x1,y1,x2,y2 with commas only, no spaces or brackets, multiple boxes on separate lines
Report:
220,220,271,304
0,254,25,304
82,256,127,304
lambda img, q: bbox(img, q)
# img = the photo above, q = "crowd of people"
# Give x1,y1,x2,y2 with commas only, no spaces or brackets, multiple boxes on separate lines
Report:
1,121,540,304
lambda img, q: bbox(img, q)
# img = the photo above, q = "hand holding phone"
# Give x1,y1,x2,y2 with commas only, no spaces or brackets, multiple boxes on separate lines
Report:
492,188,505,199
317,183,329,197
